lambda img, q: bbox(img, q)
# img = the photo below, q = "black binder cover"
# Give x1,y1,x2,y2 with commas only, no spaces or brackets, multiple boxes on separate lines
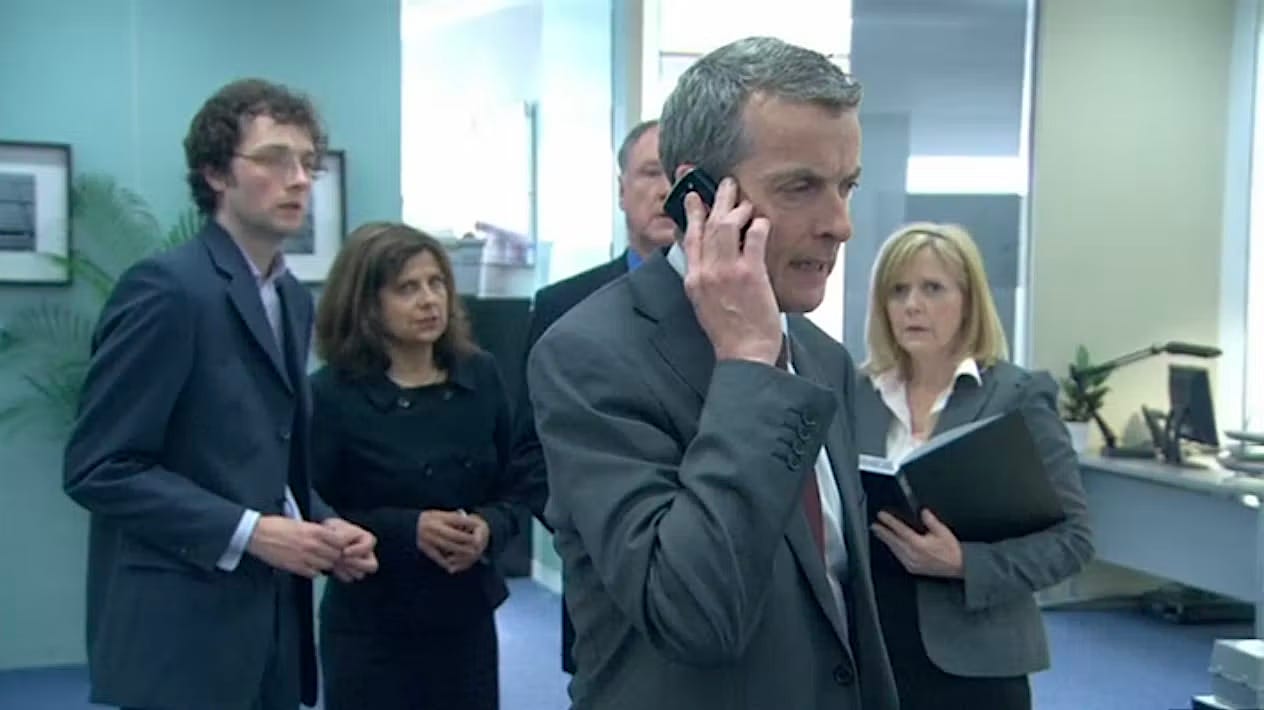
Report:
859,410,1066,543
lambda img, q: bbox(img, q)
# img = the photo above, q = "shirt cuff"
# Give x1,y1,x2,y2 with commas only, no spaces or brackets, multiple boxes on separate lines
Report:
216,509,261,572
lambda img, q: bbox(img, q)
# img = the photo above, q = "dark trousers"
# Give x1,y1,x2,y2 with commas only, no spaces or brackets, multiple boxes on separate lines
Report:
872,548,1031,710
122,573,301,710
320,613,499,710
561,590,576,674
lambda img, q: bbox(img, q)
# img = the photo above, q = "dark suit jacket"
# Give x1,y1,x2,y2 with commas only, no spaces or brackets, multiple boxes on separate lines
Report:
509,252,628,673
526,253,898,710
855,360,1095,677
63,220,333,710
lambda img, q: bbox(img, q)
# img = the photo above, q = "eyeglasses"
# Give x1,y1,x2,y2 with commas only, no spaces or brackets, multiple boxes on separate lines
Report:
234,147,325,178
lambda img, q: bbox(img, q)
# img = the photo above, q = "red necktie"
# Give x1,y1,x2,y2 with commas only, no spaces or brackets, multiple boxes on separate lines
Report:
778,339,827,559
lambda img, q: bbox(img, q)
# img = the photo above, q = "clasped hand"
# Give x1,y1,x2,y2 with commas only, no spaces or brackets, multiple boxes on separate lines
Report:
247,516,378,582
871,509,964,579
417,510,490,575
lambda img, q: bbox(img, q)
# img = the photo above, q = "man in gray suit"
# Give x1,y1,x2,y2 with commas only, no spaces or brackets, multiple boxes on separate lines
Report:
64,79,378,710
527,37,899,710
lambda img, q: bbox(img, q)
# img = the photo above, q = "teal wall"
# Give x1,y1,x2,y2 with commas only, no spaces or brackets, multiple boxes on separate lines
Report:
0,0,401,669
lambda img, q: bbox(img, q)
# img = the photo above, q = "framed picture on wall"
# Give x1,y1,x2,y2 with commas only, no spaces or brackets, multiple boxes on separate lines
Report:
0,141,71,284
283,148,346,282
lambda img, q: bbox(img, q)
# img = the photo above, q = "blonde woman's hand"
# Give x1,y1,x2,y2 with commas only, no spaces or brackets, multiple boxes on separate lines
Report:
872,509,964,578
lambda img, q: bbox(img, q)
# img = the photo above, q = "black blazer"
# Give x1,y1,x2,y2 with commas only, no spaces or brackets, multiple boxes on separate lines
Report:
63,220,333,710
311,351,527,631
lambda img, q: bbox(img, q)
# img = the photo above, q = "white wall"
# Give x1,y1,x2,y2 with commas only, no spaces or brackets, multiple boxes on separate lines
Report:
535,0,616,284
401,0,541,241
1240,1,1264,428
1028,0,1236,442
1218,0,1258,432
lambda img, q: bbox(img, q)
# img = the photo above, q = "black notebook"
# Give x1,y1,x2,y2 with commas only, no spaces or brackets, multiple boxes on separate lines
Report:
858,409,1066,543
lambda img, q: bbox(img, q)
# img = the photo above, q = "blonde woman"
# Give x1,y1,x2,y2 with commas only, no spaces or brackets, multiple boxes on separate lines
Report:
855,222,1094,710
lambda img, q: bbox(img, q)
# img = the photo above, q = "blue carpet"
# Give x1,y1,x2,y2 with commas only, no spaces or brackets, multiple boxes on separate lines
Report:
0,578,571,710
0,579,1249,709
1035,607,1249,710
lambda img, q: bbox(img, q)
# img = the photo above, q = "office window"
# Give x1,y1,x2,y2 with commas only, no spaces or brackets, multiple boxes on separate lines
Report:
641,2,853,341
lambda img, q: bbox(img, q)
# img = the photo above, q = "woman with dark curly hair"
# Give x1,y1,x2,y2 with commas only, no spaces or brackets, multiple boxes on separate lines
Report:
311,221,531,710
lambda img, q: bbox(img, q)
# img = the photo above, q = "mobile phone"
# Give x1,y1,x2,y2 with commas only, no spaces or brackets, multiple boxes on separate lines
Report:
663,168,754,248
663,168,720,233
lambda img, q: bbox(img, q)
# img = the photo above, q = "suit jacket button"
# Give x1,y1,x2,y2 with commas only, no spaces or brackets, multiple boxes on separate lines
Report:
832,662,855,686
278,429,291,441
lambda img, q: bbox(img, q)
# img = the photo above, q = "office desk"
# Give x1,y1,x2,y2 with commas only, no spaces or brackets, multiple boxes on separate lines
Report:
1079,455,1264,636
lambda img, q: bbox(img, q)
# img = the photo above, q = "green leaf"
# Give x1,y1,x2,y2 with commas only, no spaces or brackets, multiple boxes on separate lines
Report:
71,175,161,259
0,401,36,435
1060,343,1113,421
0,302,94,363
0,385,71,439
1,174,199,445
1074,345,1091,369
43,252,114,304
161,207,204,250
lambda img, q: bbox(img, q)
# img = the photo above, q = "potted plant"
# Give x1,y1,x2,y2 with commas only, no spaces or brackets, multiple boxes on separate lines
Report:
1060,345,1109,454
0,175,201,439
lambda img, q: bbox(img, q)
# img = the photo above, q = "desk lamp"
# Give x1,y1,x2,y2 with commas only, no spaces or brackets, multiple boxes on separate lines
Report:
1070,341,1220,458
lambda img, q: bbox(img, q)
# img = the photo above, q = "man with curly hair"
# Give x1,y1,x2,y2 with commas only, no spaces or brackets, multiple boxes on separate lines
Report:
63,78,378,710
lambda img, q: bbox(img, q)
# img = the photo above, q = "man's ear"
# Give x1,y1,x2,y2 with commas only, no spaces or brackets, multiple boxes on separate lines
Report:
673,163,696,183
203,164,232,193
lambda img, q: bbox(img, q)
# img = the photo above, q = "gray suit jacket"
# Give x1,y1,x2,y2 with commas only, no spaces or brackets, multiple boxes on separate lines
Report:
855,360,1095,677
528,254,898,710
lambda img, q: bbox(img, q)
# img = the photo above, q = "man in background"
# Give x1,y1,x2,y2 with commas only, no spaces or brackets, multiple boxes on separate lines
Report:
510,119,675,673
64,78,378,710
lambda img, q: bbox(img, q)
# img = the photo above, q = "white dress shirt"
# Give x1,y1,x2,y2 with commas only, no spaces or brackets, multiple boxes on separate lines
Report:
872,358,983,462
216,242,302,572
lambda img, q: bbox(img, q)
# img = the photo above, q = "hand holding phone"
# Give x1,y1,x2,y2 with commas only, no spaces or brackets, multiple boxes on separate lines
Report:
662,168,780,365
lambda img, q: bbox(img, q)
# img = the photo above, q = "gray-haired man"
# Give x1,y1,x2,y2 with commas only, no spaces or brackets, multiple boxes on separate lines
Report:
527,36,898,710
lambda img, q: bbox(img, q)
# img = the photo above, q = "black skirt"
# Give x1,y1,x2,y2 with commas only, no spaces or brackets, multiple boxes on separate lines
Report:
320,611,499,710
870,536,1031,710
